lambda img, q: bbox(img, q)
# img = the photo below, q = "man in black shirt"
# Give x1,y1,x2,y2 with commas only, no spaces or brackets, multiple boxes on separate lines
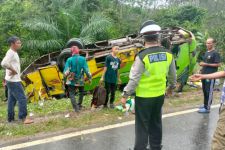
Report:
199,38,221,113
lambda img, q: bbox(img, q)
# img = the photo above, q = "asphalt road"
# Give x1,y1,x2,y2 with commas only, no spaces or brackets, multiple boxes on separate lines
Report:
8,107,219,150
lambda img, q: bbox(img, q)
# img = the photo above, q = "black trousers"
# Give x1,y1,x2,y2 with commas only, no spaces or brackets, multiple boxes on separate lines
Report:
201,79,215,109
104,82,116,106
68,85,84,111
134,95,164,150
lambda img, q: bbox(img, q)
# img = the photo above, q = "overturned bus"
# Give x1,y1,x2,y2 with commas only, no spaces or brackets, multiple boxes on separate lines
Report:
21,27,197,102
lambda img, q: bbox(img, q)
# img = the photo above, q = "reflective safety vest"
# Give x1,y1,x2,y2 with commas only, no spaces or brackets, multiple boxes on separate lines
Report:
135,46,173,97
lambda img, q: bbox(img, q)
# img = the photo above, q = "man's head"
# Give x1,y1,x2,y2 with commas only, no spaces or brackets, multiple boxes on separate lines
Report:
70,46,80,55
140,20,161,44
7,36,21,51
112,46,119,55
206,38,216,51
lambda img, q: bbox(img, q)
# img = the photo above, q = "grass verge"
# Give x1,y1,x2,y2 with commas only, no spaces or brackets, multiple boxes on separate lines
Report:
0,85,222,142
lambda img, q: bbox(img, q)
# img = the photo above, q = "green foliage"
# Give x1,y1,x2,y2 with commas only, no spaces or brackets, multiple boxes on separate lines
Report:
195,31,209,61
0,0,224,66
23,19,62,37
22,18,64,54
209,27,225,61
152,5,206,32
80,13,113,44
175,5,206,24
18,0,113,53
151,7,179,27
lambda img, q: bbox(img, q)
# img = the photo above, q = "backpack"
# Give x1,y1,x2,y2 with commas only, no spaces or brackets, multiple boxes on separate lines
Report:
91,85,106,107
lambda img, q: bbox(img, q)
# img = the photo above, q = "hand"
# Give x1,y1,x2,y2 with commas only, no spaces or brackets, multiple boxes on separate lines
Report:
166,87,173,97
9,69,17,76
121,97,127,108
189,74,203,82
100,77,104,83
118,78,122,84
88,79,92,84
64,70,70,77
2,80,6,87
199,62,207,66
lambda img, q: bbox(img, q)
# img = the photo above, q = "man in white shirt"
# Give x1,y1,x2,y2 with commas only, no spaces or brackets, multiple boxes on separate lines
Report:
1,36,33,124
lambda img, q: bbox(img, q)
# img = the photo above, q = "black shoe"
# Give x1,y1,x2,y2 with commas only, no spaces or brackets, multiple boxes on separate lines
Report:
103,105,108,109
78,105,85,110
110,104,115,109
8,119,16,123
150,145,163,150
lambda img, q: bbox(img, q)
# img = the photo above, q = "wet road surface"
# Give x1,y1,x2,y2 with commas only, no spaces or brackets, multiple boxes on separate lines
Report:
5,108,220,150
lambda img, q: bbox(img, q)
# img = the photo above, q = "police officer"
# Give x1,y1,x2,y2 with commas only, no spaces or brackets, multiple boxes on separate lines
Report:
121,20,176,150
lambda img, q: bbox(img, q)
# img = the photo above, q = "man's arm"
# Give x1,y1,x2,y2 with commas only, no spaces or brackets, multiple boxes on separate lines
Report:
63,59,70,76
117,59,121,84
100,67,107,81
122,56,145,98
199,62,221,67
165,58,177,96
1,51,17,75
83,59,92,79
190,71,225,82
200,52,221,67
1,51,11,69
100,56,109,82
202,71,225,79
167,58,177,89
117,71,121,83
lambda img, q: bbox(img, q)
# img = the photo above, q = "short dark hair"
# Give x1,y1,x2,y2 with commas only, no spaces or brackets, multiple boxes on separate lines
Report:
112,46,119,50
207,37,216,44
143,34,159,43
161,38,171,49
7,36,20,45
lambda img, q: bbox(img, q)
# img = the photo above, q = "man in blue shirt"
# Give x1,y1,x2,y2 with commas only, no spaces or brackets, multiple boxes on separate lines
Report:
64,46,92,112
100,46,121,108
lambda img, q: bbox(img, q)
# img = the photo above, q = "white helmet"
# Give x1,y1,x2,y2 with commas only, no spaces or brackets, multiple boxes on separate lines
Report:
140,20,161,36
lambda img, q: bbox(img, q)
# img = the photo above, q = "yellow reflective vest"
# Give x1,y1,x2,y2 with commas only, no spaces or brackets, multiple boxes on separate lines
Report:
135,46,173,97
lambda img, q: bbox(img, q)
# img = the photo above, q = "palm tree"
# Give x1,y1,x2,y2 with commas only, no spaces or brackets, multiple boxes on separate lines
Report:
80,13,112,44
22,17,64,53
22,0,112,55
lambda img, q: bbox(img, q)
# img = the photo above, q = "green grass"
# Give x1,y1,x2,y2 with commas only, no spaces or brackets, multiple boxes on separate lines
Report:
0,109,124,138
0,90,122,120
0,85,222,140
0,90,125,139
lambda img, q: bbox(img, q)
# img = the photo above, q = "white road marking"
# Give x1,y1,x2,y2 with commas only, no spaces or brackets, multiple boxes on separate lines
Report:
0,104,220,150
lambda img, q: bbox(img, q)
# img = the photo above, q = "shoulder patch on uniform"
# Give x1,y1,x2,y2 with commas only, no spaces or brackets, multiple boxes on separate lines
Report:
148,53,167,63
